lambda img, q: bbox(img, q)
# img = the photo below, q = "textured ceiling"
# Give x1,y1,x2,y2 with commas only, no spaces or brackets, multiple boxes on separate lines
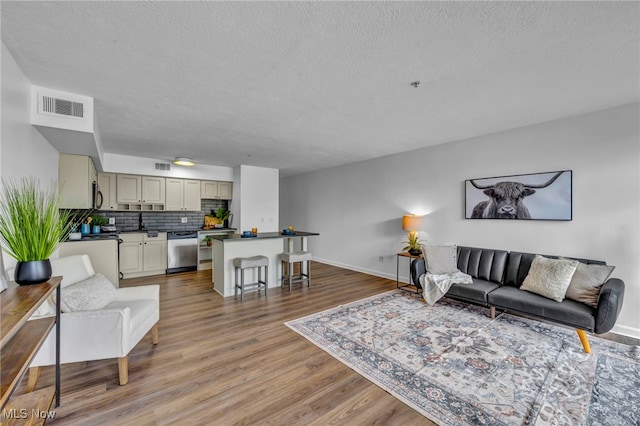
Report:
2,1,639,177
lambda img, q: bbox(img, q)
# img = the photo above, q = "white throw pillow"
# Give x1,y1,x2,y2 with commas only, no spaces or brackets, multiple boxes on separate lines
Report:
421,244,458,274
565,262,615,308
57,273,117,312
521,256,578,302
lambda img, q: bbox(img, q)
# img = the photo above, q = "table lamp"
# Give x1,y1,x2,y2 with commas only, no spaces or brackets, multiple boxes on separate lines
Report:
402,214,424,255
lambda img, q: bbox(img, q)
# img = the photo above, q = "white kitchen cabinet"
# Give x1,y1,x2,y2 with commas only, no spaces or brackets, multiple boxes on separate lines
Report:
119,232,167,279
116,174,142,203
60,239,120,287
118,235,143,275
166,178,201,211
142,176,165,204
142,237,166,272
117,174,166,211
218,181,232,199
59,153,97,209
201,180,233,200
97,172,117,210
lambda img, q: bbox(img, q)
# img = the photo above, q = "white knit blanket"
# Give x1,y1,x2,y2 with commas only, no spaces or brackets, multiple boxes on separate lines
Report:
419,271,473,305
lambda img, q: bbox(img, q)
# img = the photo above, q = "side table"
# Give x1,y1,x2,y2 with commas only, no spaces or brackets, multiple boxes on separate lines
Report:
396,252,422,294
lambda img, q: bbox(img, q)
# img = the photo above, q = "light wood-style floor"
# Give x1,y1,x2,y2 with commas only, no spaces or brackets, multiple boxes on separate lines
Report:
27,262,435,425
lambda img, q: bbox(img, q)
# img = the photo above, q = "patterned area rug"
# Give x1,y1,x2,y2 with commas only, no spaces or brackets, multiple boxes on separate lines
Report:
285,290,640,425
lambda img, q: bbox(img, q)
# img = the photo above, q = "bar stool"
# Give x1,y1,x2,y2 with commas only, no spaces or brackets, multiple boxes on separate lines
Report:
279,251,312,291
233,255,269,301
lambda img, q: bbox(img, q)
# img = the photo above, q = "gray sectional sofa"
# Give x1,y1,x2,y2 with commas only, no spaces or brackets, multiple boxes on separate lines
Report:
410,246,625,352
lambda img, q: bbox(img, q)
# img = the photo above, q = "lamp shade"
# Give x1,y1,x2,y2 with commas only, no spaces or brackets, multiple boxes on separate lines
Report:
173,157,195,166
402,214,423,231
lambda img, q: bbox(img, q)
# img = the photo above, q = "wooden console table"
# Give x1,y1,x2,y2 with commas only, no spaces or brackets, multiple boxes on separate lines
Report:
1,277,62,424
396,252,422,294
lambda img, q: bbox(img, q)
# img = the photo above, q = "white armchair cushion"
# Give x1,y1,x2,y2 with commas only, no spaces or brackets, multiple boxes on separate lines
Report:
51,255,96,288
58,273,117,312
105,299,158,335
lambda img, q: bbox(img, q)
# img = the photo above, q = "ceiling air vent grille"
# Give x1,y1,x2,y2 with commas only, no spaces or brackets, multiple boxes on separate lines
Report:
42,96,84,118
154,163,171,171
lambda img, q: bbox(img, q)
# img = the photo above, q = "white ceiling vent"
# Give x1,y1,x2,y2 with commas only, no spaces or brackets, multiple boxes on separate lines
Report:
41,95,84,118
154,162,171,171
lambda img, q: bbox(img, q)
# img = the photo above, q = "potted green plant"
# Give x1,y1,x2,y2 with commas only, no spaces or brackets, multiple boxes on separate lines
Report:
90,215,109,233
0,177,74,285
203,236,212,247
214,208,231,228
402,231,422,256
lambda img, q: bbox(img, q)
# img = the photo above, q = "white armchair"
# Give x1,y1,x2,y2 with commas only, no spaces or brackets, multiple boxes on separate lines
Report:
12,255,159,388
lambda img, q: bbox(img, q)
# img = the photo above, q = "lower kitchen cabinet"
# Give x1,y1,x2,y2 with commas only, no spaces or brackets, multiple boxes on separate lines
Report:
59,239,120,287
119,232,167,279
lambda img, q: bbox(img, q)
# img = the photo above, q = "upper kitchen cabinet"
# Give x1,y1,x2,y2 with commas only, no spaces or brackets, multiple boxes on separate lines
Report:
201,180,233,200
116,174,165,211
116,174,141,203
142,176,165,204
97,172,117,210
166,178,201,211
59,153,97,209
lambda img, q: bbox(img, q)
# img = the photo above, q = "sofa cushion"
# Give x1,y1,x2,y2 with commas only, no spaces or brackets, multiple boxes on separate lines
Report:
421,245,458,274
457,246,508,284
520,256,578,302
487,286,595,331
446,278,500,305
58,273,117,312
505,251,605,288
565,262,615,308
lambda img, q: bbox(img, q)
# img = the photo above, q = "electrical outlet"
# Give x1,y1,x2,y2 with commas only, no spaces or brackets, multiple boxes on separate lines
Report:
181,217,188,223
108,217,115,225
378,256,384,262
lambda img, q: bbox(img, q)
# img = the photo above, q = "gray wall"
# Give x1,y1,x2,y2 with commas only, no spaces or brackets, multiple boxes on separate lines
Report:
280,103,640,338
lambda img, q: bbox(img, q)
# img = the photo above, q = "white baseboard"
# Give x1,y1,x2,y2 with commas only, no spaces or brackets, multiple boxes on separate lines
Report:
313,257,640,341
610,324,640,340
313,257,400,282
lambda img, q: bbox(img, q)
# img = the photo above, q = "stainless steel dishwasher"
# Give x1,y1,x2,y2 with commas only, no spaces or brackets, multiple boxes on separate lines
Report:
166,231,198,274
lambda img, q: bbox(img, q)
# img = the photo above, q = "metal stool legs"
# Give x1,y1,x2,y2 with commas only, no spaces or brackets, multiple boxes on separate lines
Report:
280,258,311,291
233,256,269,301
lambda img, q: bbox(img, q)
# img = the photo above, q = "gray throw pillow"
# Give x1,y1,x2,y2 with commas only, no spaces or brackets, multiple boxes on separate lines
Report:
58,273,117,312
521,255,578,302
421,244,458,274
565,262,615,308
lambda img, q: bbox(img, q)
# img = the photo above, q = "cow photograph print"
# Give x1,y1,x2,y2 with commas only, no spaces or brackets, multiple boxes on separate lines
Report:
465,170,572,221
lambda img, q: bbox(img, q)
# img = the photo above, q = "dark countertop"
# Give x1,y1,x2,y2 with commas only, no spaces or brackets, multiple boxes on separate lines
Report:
65,228,238,242
212,231,319,242
65,233,119,242
119,228,236,234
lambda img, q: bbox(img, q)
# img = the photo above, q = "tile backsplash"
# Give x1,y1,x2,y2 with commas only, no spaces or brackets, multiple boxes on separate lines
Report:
96,199,229,232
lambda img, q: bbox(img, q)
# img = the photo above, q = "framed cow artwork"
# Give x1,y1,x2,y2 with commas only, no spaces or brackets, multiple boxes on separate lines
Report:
465,170,572,221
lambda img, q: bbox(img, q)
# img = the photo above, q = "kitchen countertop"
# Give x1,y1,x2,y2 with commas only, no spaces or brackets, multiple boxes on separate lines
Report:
65,228,237,242
65,233,119,242
212,231,319,241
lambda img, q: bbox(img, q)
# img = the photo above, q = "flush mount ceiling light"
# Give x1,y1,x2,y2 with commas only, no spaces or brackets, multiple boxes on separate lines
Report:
173,157,195,166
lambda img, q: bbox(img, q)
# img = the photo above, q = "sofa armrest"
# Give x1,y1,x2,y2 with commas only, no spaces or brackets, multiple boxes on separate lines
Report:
116,284,159,302
410,258,426,289
594,278,625,334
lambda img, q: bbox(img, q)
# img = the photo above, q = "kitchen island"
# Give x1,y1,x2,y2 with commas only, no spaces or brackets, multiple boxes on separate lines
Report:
211,231,319,297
